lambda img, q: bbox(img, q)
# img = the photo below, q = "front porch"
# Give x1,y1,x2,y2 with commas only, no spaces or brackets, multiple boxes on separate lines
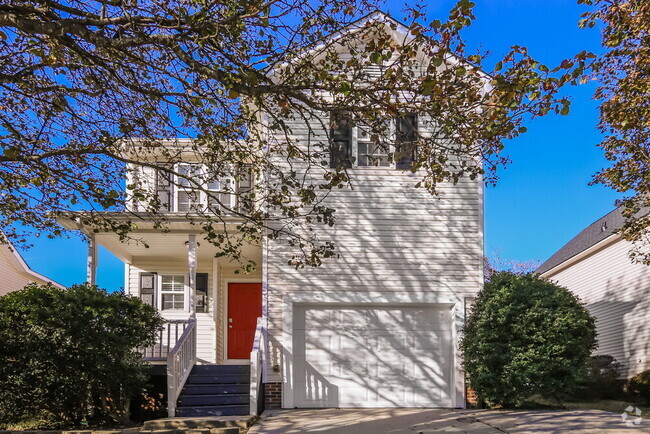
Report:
58,215,266,418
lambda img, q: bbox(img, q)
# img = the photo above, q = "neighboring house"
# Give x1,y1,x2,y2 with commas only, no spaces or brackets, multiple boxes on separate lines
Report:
59,11,484,417
0,235,64,295
538,207,650,378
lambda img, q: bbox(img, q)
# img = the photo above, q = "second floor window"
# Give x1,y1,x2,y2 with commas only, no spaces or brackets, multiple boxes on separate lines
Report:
329,114,418,170
174,163,235,213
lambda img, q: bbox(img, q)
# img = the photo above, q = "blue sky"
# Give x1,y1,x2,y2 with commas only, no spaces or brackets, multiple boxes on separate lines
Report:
17,0,621,291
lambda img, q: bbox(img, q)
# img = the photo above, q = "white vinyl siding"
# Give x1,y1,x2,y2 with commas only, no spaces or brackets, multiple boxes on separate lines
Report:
543,237,650,378
128,259,217,364
264,94,482,405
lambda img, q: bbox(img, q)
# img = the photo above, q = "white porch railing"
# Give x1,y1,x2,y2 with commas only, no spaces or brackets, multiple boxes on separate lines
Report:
139,320,190,361
167,318,197,418
250,316,265,415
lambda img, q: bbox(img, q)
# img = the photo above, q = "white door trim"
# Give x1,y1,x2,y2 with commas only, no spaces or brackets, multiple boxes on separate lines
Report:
282,292,466,409
222,278,263,365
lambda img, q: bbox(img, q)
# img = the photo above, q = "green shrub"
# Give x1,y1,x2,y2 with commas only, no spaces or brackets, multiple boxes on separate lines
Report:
627,370,650,404
461,271,597,407
575,355,622,400
0,283,163,429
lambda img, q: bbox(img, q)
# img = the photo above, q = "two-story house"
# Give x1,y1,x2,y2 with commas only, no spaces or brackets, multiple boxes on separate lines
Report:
59,11,484,418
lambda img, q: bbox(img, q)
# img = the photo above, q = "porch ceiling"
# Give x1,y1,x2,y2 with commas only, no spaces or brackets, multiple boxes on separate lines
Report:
57,213,262,265
96,232,262,265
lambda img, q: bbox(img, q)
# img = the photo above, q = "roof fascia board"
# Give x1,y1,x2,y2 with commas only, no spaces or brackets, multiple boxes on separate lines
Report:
540,233,621,278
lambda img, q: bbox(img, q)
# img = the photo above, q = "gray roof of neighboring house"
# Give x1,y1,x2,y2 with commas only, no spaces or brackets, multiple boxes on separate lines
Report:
536,207,626,275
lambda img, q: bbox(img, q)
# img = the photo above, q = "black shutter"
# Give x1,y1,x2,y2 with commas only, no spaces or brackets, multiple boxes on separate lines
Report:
139,272,157,308
396,114,418,170
196,273,209,313
330,114,353,168
155,163,172,211
236,166,253,213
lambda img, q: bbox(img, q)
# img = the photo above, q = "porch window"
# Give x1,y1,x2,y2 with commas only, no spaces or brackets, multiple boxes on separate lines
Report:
161,275,185,310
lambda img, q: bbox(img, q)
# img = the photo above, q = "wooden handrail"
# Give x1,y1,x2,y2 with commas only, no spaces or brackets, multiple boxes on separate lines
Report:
166,318,197,418
250,317,265,415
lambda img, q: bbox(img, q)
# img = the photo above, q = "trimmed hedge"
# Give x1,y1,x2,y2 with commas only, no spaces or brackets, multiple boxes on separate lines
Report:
0,283,162,428
461,272,597,407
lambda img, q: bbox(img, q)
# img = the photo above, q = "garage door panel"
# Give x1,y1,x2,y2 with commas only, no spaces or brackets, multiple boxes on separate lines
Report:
294,304,453,408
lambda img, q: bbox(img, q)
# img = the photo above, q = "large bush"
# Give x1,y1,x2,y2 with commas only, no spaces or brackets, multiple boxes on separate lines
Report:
627,370,650,405
0,283,162,428
461,272,597,407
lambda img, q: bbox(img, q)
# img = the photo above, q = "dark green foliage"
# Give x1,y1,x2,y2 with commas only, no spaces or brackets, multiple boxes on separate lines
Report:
0,283,163,428
575,355,623,400
627,370,650,405
461,272,597,407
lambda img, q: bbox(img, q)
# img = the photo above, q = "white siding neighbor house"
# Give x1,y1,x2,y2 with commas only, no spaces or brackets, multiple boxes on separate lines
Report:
0,235,64,296
538,207,650,378
59,11,484,417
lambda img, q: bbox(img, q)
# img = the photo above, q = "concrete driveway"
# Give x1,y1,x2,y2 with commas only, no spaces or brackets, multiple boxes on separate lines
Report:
248,408,650,433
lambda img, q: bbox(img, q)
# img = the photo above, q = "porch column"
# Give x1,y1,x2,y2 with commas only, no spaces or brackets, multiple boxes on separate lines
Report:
187,234,197,319
87,233,97,285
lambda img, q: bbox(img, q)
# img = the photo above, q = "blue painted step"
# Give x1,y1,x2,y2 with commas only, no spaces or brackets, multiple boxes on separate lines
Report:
179,393,249,406
190,365,250,375
175,365,251,417
176,404,249,417
186,374,249,384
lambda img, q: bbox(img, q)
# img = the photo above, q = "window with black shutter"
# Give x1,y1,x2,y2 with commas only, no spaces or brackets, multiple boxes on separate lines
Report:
329,115,353,168
395,114,418,170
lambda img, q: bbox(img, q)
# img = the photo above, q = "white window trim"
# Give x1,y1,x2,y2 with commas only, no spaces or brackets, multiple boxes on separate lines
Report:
158,274,188,312
351,121,395,168
336,116,419,169
172,163,236,212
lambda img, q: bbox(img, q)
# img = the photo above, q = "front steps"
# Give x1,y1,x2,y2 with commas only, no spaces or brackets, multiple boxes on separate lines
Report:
175,365,251,417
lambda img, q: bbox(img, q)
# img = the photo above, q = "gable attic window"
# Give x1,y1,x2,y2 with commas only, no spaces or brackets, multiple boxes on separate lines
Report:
329,114,417,169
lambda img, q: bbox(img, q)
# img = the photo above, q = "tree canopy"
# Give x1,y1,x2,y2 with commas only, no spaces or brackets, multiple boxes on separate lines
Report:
579,0,650,263
0,0,589,267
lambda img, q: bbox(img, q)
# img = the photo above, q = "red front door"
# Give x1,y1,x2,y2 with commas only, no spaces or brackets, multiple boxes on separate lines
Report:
227,283,262,359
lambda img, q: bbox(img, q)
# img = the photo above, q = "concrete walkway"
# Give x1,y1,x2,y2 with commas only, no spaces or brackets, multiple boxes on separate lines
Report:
248,408,650,433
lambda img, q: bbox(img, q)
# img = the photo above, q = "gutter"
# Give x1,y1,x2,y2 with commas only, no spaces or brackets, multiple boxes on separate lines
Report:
540,233,621,278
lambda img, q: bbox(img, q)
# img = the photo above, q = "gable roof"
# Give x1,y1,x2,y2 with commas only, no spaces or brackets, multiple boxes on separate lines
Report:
269,9,492,83
536,207,627,275
0,234,65,289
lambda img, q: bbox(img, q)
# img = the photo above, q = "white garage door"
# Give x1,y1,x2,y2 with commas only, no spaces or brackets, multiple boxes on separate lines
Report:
293,304,453,408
